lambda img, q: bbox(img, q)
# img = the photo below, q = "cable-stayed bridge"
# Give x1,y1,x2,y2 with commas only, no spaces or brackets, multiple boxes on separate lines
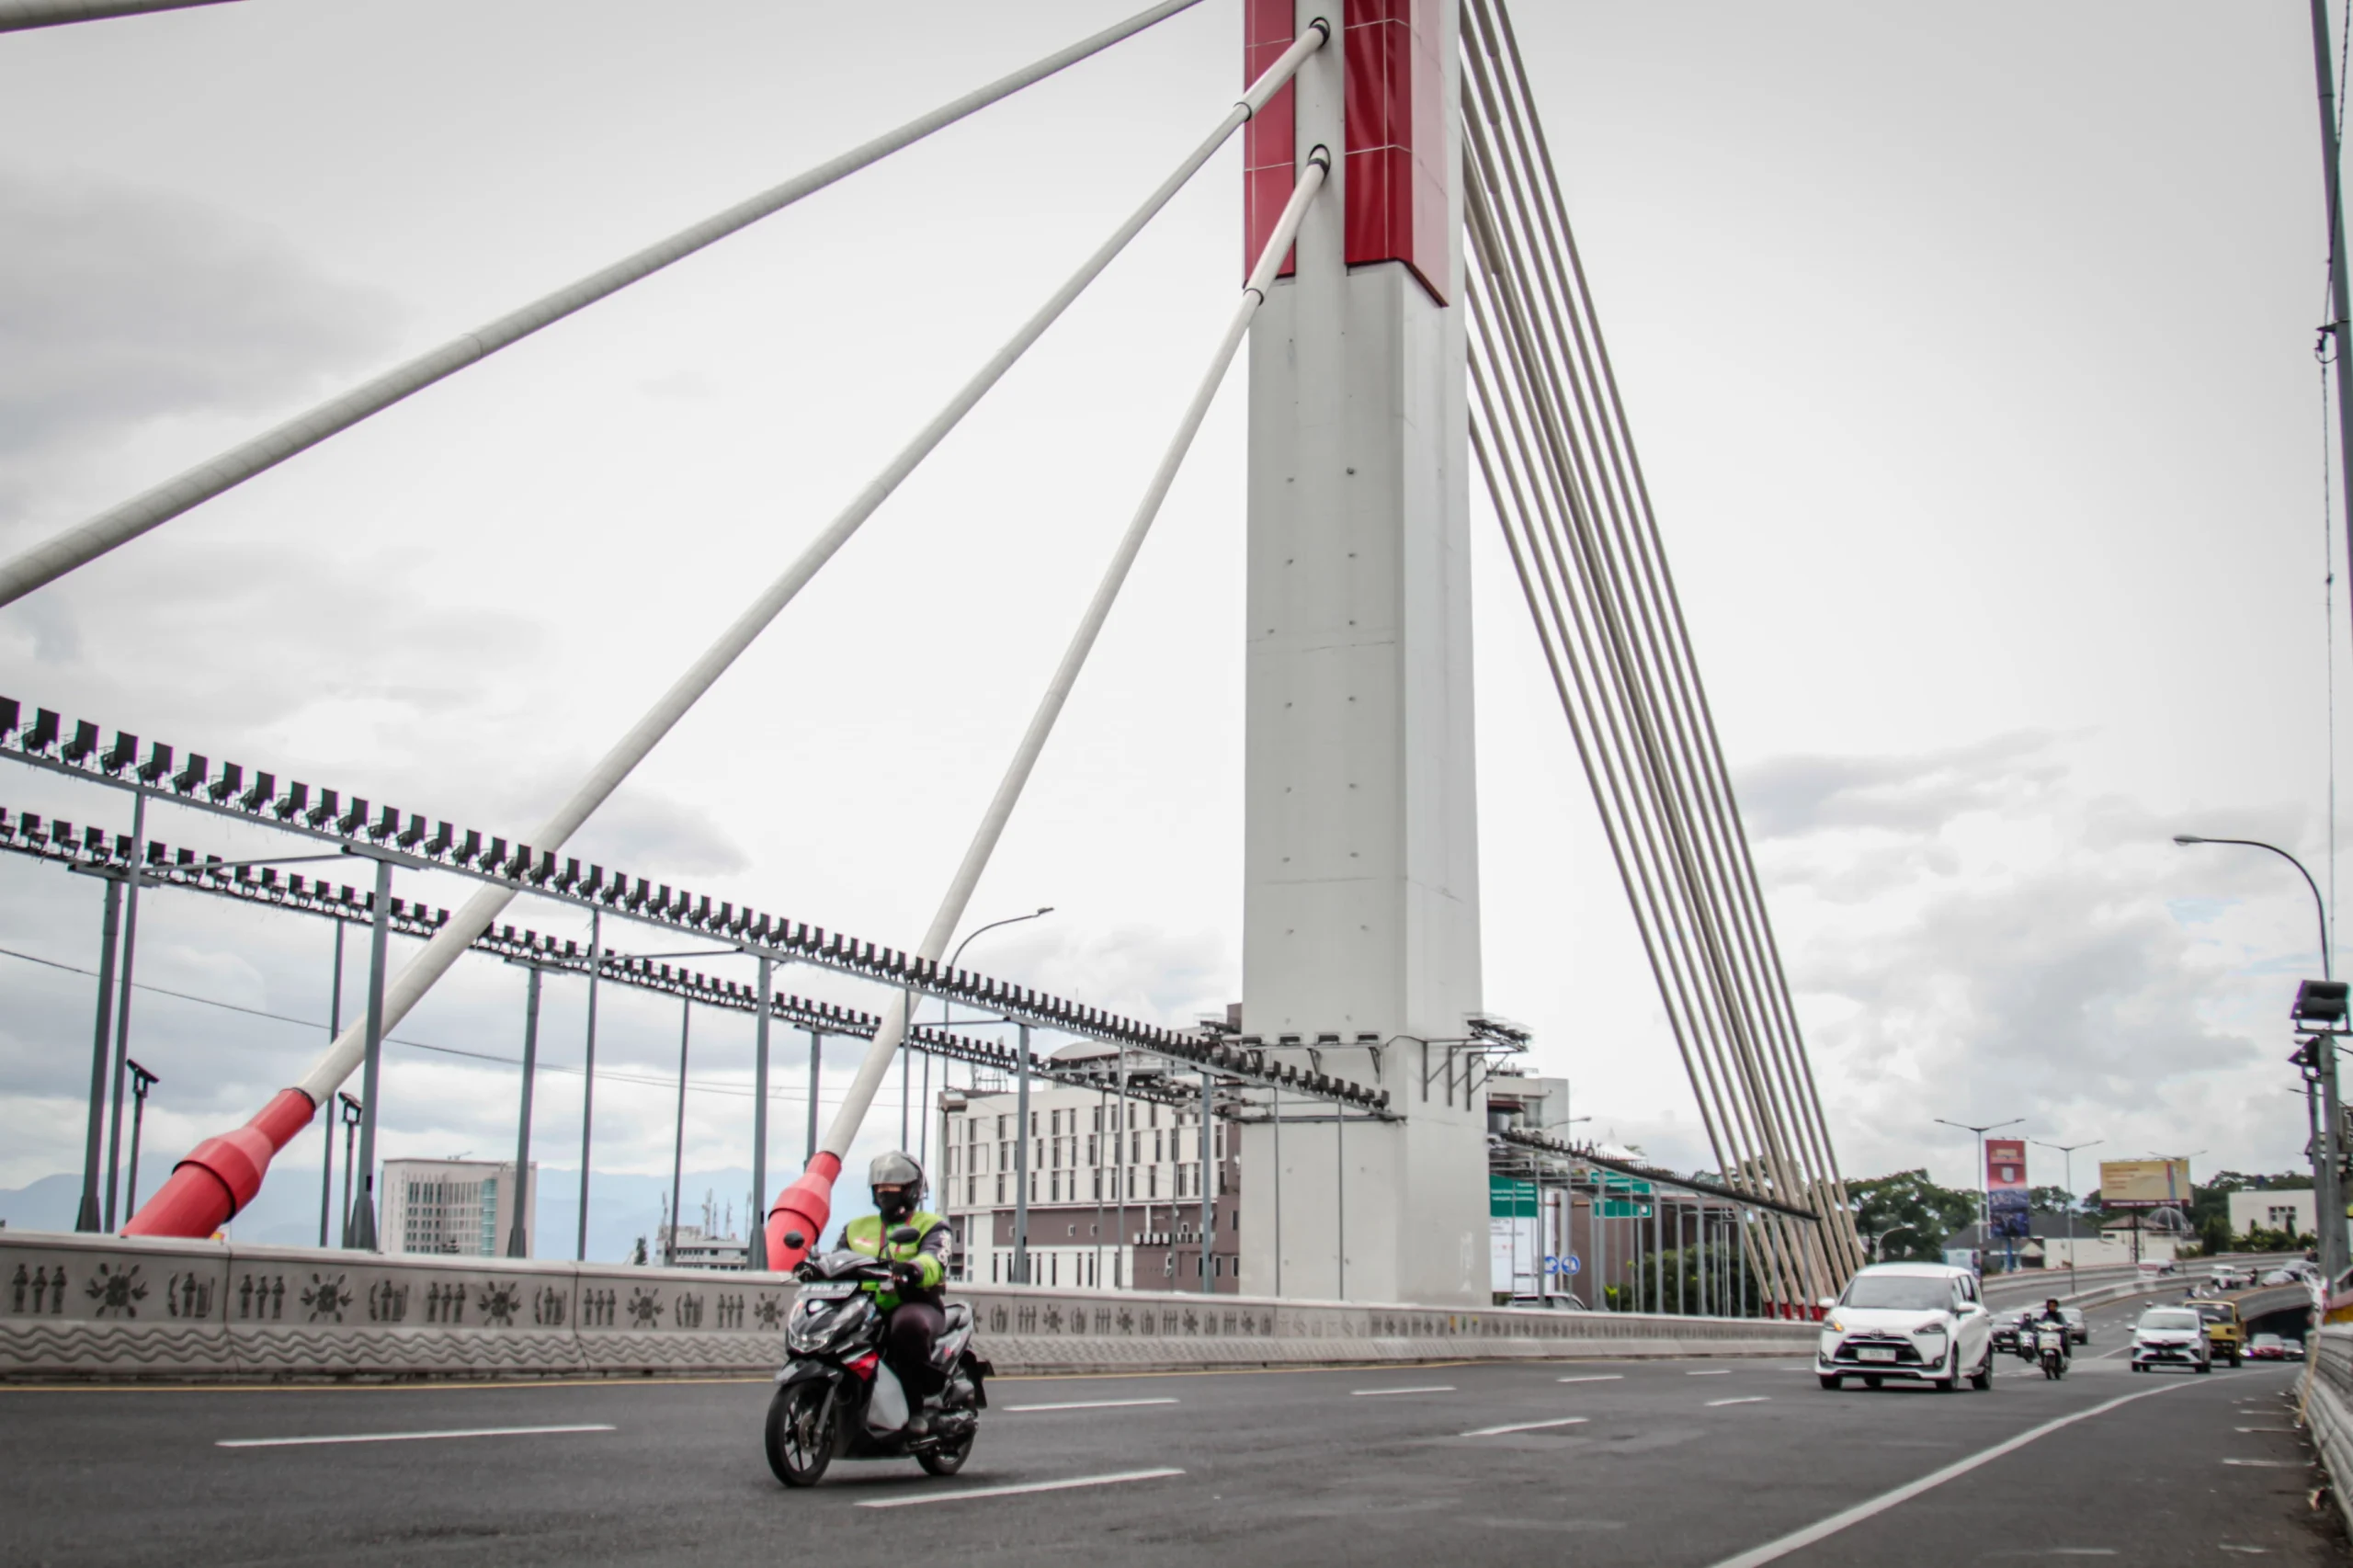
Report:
0,0,1860,1317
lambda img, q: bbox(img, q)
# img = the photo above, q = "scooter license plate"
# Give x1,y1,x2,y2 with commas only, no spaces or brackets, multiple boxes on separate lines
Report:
1858,1347,1897,1363
800,1282,857,1300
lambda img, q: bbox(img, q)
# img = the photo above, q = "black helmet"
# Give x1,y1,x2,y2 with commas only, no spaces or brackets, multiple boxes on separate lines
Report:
870,1150,925,1222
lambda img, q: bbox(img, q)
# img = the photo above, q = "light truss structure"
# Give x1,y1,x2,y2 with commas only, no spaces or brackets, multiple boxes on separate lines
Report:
0,697,1386,1117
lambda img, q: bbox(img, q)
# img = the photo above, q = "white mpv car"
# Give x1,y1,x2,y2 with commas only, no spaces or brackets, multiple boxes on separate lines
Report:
1817,1263,1995,1392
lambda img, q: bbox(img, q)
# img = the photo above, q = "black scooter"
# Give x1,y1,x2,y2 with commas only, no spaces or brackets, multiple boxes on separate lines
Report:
764,1227,992,1489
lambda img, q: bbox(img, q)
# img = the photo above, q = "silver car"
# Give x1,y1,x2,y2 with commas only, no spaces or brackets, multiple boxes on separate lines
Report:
2130,1306,2211,1374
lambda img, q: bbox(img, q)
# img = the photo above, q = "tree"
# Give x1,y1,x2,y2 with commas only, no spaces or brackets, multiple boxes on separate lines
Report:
2028,1185,2077,1216
630,1235,648,1267
1847,1170,1980,1262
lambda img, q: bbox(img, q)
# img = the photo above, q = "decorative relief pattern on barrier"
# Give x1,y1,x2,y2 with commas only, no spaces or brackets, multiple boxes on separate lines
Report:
0,1230,1809,1381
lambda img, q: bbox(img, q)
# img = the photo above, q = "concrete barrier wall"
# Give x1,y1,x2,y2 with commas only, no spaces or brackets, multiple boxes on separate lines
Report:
0,1229,1813,1381
2306,1324,2353,1533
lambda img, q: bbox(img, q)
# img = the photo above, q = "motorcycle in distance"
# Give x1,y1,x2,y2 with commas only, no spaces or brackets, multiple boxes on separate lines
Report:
763,1226,993,1489
2035,1323,2069,1381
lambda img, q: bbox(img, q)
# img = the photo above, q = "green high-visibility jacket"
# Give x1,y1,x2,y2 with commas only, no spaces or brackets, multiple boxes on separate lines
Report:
840,1210,950,1309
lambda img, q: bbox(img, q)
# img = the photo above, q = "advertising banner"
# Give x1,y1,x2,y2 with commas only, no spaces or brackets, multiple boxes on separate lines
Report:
2098,1157,2192,1210
1986,1137,2030,1239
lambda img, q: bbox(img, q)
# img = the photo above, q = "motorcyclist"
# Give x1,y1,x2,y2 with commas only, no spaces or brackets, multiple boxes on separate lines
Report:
2033,1297,2072,1364
835,1151,952,1434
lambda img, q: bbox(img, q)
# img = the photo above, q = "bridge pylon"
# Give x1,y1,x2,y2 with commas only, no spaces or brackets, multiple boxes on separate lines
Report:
1234,0,1486,1308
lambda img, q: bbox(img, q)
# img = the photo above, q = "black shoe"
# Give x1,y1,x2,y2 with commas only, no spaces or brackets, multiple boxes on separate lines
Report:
904,1410,932,1438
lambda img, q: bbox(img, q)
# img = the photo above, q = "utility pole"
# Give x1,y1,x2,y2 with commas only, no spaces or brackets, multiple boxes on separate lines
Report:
2033,1138,2101,1297
1935,1117,2021,1274
2313,0,2353,631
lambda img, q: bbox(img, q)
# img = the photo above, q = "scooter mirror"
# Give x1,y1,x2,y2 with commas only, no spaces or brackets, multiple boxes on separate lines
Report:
890,1225,920,1246
782,1231,805,1250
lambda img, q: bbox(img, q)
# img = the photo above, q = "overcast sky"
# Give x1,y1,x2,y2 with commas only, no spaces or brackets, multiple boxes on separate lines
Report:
0,1,2345,1239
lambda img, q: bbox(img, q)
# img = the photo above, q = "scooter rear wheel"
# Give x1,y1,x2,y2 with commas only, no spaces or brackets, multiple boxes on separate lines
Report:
917,1427,975,1477
766,1382,836,1488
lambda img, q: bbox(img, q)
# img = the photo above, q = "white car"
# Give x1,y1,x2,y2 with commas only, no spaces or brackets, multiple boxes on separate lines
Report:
1817,1263,1995,1392
2130,1306,2211,1373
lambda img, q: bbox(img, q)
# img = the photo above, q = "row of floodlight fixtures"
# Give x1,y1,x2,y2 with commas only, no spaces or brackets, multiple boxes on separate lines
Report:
0,698,1391,1110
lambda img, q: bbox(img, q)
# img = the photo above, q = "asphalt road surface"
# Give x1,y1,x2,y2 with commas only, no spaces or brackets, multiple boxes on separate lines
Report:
3,1290,2342,1568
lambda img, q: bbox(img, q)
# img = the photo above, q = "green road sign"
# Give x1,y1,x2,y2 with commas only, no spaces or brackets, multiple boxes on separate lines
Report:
1490,1176,1539,1219
1597,1199,1654,1219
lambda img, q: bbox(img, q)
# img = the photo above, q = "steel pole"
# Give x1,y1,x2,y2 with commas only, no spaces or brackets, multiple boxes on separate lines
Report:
806,1029,824,1165
318,917,344,1246
339,1097,359,1242
1653,1184,1662,1312
576,910,601,1261
1199,1068,1212,1294
2313,0,2353,663
1013,1023,1032,1284
1335,1102,1347,1301
1115,1049,1129,1290
1093,1080,1106,1289
346,856,392,1251
101,787,147,1231
1271,1080,1281,1299
667,997,690,1266
506,964,542,1258
750,954,772,1271
75,871,122,1233
123,1063,155,1216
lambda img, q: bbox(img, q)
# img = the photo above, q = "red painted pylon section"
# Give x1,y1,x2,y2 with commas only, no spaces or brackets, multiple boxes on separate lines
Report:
123,1087,314,1236
765,1153,842,1271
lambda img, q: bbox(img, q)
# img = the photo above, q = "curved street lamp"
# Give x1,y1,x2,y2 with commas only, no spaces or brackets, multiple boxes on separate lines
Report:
2174,834,2347,1281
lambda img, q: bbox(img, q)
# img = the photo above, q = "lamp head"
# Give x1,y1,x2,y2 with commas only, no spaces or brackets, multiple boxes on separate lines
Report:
2172,835,2204,846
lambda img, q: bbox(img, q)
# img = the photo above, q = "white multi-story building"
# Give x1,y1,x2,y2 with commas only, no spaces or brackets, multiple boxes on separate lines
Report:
381,1158,535,1258
938,1049,1239,1292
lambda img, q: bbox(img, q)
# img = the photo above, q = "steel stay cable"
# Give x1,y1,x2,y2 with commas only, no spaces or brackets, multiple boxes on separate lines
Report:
1466,3,1858,1276
1449,191,1816,1290
128,29,1326,1236
1484,0,1857,1256
0,0,1210,608
1461,45,1849,1281
1464,253,1808,1307
1466,405,1790,1307
1466,323,1803,1311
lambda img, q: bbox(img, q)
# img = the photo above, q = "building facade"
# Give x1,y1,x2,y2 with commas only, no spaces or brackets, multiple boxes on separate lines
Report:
2229,1188,2318,1241
938,1062,1241,1293
380,1158,535,1258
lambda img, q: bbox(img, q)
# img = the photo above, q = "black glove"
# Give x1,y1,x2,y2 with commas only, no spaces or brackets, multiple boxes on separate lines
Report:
890,1260,923,1288
791,1259,818,1283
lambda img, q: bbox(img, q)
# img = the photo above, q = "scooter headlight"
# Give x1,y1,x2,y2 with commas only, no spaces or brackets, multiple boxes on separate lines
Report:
787,1291,875,1355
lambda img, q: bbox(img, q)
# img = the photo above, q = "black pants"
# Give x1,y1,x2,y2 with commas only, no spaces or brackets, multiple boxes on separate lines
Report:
885,1301,947,1401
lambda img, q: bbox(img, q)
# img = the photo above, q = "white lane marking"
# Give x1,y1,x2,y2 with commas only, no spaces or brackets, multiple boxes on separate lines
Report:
2222,1458,2309,1468
1461,1416,1591,1437
1351,1385,1455,1397
2235,1426,2299,1433
1687,1369,1734,1376
217,1424,615,1449
1558,1374,1624,1384
2218,1546,2273,1555
856,1468,1185,1509
1706,1396,1770,1407
1005,1398,1178,1414
1702,1381,2186,1568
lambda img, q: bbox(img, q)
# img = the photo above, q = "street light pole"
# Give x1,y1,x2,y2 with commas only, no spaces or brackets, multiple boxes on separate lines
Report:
1934,1116,2022,1276
2032,1138,2101,1296
2177,835,2346,1280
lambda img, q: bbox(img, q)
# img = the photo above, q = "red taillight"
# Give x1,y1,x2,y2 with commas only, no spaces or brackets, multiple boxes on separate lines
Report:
847,1352,880,1381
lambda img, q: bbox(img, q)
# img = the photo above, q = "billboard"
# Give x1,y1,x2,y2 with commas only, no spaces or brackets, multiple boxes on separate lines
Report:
2099,1157,2192,1210
1986,1138,2030,1240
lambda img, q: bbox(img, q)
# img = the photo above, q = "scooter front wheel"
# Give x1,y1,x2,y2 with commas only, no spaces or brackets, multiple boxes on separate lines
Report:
766,1381,837,1488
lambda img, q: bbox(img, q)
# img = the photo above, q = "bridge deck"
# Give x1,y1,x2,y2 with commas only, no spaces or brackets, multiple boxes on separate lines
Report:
2,1291,2335,1567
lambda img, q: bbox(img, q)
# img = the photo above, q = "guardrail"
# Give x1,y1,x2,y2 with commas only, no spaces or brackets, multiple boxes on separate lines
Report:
2306,1325,2353,1532
0,1230,1815,1381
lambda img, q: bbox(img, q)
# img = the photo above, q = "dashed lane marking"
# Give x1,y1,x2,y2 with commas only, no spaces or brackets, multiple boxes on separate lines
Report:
856,1468,1185,1508
218,1424,616,1449
1701,1381,2187,1568
2221,1459,2309,1468
1558,1375,1624,1384
1006,1398,1179,1414
1706,1397,1770,1407
1461,1416,1591,1437
1352,1385,1456,1397
1687,1369,1734,1376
